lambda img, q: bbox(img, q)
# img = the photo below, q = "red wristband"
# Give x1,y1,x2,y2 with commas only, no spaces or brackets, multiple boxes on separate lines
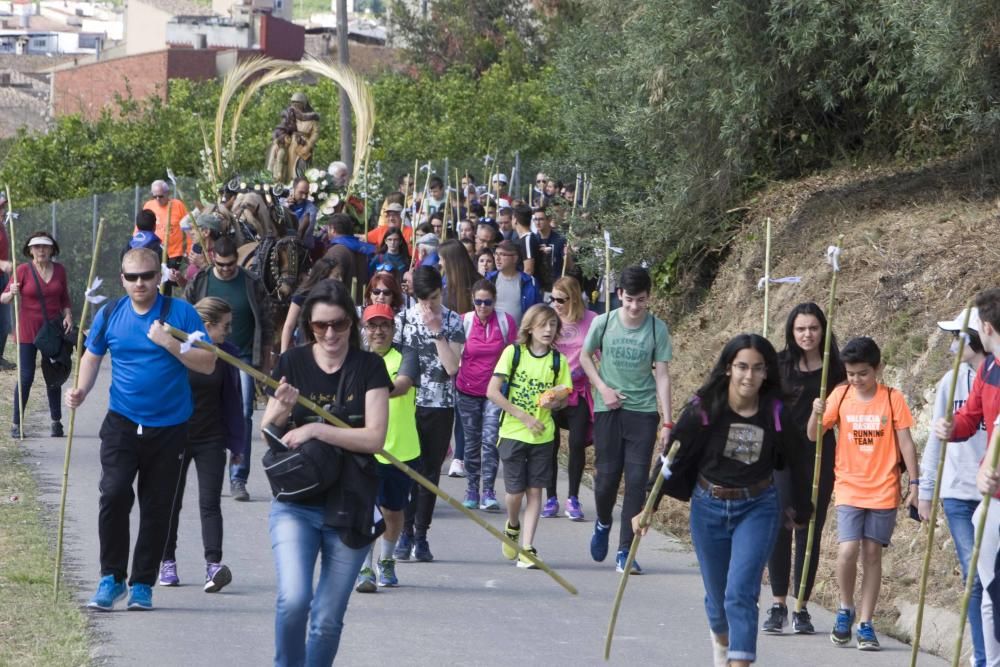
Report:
662,422,674,430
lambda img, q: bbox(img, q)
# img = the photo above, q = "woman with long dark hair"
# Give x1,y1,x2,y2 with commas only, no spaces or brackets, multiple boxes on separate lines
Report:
279,257,342,353
762,303,846,635
438,239,478,316
264,279,390,665
641,334,812,667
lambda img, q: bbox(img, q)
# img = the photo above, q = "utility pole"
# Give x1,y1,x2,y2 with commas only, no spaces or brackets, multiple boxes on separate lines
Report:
337,0,353,173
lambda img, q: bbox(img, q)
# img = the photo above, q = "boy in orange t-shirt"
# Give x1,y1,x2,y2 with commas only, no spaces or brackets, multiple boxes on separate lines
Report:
807,336,919,651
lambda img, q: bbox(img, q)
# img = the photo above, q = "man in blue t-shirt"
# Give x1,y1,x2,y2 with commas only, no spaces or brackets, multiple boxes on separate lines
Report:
66,248,214,612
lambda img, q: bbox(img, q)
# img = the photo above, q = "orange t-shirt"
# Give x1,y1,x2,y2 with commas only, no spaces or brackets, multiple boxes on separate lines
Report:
366,224,413,252
142,198,189,259
822,384,913,509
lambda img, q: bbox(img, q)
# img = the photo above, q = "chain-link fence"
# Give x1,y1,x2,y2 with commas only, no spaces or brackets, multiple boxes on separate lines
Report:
10,178,198,321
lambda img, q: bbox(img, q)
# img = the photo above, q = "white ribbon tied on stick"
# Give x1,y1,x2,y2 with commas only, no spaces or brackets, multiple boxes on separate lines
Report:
161,264,171,285
603,231,623,255
179,330,205,354
826,245,841,272
660,453,675,481
84,277,107,304
756,276,802,290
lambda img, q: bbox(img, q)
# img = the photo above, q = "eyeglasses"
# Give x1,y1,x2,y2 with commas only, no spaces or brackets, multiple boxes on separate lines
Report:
495,252,518,258
310,318,353,335
549,296,568,304
370,288,392,296
215,259,238,268
122,270,159,282
531,217,546,223
536,179,545,184
473,298,494,307
364,321,393,332
731,362,767,375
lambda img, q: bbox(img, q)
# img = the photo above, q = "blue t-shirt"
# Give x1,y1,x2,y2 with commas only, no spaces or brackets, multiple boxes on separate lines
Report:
85,294,209,427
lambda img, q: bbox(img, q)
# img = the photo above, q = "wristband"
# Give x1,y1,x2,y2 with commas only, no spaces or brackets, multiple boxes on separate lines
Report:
909,479,920,485
662,421,674,430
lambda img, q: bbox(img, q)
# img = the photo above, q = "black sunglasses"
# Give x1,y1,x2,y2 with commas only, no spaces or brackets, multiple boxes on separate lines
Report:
473,298,494,307
215,259,238,268
122,270,158,282
310,318,353,335
549,296,568,304
370,288,392,296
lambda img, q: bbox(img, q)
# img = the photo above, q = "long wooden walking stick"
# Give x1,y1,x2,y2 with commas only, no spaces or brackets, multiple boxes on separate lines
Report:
362,152,370,238
161,324,578,596
53,218,105,600
762,218,772,337
795,236,844,612
160,192,173,295
911,300,974,666
954,427,1000,667
6,186,23,440
604,441,682,660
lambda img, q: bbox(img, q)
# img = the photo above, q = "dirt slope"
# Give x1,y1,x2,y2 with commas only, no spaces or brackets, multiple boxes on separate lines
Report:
649,150,1000,648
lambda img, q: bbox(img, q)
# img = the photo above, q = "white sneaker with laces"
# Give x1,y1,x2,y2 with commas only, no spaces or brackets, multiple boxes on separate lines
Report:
447,459,466,478
710,632,728,667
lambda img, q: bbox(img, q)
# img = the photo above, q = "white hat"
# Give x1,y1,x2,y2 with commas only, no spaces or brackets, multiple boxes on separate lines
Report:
938,307,982,334
27,236,54,247
491,173,508,184
497,199,512,210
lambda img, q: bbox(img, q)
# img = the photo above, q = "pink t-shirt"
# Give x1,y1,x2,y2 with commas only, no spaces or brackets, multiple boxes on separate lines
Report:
456,310,517,397
555,309,597,386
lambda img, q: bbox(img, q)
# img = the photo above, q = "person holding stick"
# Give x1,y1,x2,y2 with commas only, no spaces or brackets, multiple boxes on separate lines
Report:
2,231,73,438
0,192,13,372
67,248,214,611
937,291,1000,666
916,307,988,666
641,333,811,667
807,336,919,651
142,180,187,295
580,265,672,574
762,303,846,635
262,279,390,665
158,297,243,592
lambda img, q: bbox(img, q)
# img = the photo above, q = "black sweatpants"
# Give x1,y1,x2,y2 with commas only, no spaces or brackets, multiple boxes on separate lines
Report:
404,406,454,540
593,409,660,552
766,434,835,601
546,402,591,499
98,411,186,586
163,438,227,564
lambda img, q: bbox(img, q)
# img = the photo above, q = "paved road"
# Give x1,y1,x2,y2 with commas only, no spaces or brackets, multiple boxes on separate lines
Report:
25,364,944,666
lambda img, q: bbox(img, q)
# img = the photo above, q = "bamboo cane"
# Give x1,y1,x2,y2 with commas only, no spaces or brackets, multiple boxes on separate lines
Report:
604,232,612,315
561,224,571,278
954,427,1000,667
572,173,581,215
584,175,593,209
53,218,105,601
604,441,682,660
795,234,844,612
910,299,974,666
762,218,772,337
161,324,578,596
160,195,173,295
166,168,205,253
362,152,370,239
454,167,460,228
6,186,23,440
441,160,449,241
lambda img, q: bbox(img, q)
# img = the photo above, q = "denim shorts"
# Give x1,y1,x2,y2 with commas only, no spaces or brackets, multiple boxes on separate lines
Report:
836,505,897,546
498,438,553,494
377,460,415,511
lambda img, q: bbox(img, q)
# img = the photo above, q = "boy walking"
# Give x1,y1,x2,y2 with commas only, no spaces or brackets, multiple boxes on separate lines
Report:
808,336,919,650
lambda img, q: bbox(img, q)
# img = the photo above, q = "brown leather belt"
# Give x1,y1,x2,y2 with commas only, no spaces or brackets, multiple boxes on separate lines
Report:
697,475,772,500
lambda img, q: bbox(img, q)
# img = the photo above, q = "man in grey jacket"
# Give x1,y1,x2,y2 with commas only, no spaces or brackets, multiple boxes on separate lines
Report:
184,235,274,501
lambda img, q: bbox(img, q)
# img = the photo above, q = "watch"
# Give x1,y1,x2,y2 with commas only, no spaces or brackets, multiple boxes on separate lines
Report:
429,330,444,340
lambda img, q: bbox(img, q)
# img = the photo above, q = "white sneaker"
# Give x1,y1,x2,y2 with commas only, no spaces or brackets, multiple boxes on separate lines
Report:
447,459,466,478
710,632,728,667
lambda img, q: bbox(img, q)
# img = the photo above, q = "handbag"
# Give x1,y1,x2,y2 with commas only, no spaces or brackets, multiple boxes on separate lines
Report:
27,264,67,359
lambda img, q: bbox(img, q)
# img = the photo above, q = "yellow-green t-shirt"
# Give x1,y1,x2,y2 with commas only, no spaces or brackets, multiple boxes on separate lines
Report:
493,344,572,445
376,346,420,464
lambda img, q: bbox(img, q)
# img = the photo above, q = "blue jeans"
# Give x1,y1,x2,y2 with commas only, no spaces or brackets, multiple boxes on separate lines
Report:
944,498,986,667
690,483,780,663
269,501,369,667
456,391,501,494
230,354,255,483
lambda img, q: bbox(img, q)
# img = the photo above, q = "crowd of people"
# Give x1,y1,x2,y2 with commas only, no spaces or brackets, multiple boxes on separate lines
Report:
4,177,1000,667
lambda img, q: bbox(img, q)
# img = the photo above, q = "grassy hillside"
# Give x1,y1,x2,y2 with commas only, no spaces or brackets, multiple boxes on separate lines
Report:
647,148,1000,655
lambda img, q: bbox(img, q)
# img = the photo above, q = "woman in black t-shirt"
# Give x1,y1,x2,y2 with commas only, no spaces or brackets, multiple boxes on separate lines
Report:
763,303,846,635
263,279,390,667
644,334,812,667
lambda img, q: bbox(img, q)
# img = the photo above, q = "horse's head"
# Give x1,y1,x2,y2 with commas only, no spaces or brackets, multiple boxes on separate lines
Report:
269,237,311,302
233,192,272,238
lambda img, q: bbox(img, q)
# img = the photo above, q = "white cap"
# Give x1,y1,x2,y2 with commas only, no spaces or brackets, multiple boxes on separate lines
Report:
491,173,508,184
27,236,54,247
938,307,982,334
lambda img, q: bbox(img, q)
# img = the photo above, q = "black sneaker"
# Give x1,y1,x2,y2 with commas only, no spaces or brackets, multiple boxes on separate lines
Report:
10,424,20,438
230,480,250,502
412,537,433,562
0,359,15,371
51,421,64,438
762,603,787,634
792,608,815,634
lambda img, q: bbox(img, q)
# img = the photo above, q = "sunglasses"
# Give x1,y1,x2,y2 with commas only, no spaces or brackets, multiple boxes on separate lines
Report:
122,270,159,282
373,263,395,273
215,259,238,268
536,180,545,184
310,318,353,335
549,296,569,304
370,288,392,296
473,298,494,307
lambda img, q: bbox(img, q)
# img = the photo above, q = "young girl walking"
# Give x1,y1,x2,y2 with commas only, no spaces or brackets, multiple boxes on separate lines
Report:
487,304,571,567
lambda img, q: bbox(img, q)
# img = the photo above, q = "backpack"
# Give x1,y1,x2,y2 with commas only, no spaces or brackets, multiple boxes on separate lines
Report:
463,310,510,344
597,310,658,365
498,344,561,428
96,295,173,345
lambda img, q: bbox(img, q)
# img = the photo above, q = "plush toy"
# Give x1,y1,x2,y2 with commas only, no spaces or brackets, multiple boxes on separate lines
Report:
538,385,572,406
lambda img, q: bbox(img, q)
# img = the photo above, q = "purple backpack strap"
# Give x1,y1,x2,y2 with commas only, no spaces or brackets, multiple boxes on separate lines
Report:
772,399,782,432
690,396,709,427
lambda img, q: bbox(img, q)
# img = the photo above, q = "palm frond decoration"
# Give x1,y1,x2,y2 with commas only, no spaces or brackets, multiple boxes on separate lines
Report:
214,56,278,177
297,57,376,189
229,64,299,158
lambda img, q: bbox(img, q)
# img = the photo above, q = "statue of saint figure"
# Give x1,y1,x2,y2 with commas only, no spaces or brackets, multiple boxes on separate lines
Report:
267,92,321,184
